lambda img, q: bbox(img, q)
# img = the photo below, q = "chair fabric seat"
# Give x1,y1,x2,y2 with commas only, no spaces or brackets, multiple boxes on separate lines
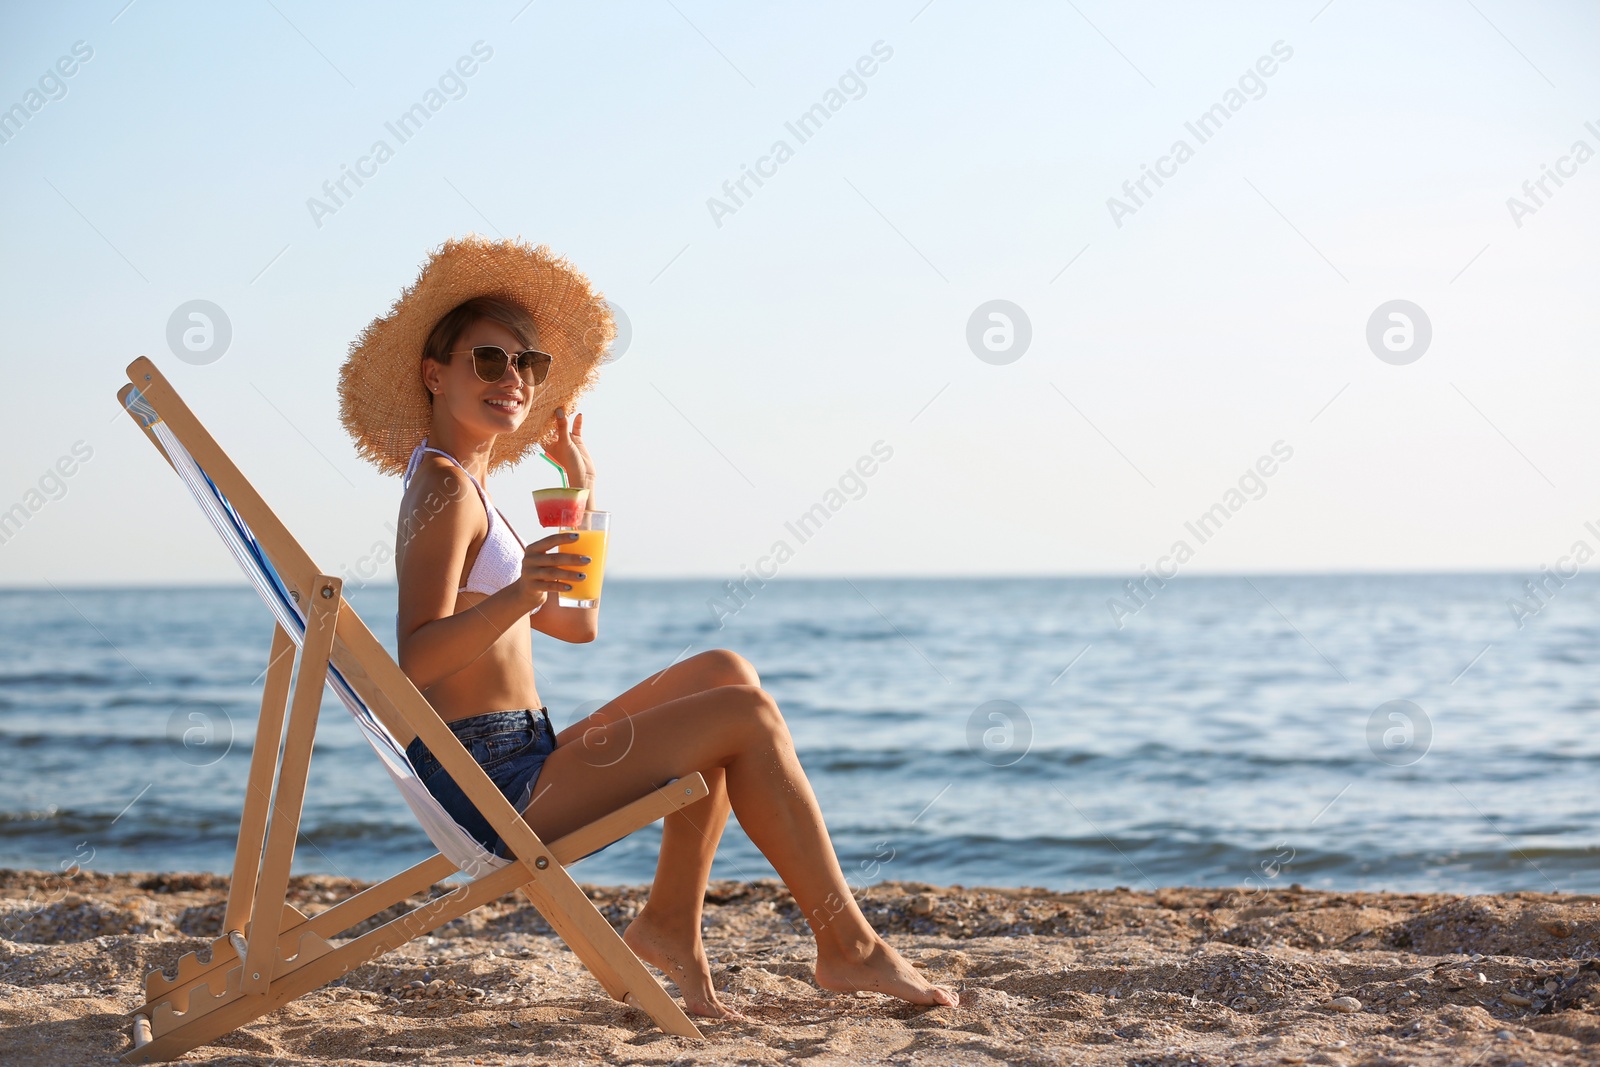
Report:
152,419,510,876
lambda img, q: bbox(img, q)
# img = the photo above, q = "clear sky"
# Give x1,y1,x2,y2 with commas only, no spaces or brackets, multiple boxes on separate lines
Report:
2,0,1597,587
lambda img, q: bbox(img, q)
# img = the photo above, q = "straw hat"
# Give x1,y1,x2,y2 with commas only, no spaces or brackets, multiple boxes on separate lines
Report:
337,233,615,478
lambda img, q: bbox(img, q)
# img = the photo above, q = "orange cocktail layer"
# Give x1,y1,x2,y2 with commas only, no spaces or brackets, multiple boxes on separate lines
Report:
559,529,608,601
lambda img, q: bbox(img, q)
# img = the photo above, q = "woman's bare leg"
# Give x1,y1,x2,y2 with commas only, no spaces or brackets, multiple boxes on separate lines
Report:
551,650,753,1016
523,682,957,1010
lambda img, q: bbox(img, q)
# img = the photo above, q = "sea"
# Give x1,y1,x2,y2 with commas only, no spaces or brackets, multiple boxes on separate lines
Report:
2,575,1595,894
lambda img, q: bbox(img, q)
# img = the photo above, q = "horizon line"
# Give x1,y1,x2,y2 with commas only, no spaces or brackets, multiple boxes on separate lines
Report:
0,567,1546,593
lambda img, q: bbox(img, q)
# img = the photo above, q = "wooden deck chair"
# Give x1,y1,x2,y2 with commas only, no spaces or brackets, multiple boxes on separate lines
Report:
113,357,709,1062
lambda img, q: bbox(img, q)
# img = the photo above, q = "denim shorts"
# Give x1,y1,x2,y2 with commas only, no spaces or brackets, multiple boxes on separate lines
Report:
406,707,609,862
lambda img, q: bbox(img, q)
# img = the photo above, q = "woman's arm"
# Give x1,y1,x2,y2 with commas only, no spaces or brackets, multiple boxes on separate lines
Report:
396,463,581,690
530,581,599,643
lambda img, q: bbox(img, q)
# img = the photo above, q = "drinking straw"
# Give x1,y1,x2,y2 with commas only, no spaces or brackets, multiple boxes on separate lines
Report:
537,447,568,487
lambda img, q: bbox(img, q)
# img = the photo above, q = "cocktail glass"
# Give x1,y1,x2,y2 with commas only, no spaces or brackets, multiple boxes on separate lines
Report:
558,510,609,608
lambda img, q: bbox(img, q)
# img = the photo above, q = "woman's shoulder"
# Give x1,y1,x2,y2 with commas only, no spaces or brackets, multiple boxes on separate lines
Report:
400,455,485,532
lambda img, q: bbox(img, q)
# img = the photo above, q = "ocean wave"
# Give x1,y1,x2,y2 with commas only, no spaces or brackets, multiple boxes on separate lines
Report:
0,671,119,687
7,578,1600,892
796,741,1600,778
814,832,1600,892
756,669,818,683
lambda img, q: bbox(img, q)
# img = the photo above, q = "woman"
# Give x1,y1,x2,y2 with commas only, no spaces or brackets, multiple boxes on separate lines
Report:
337,236,956,1021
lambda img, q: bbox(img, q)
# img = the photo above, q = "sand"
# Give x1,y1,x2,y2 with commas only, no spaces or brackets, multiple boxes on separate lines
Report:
2,869,1597,1066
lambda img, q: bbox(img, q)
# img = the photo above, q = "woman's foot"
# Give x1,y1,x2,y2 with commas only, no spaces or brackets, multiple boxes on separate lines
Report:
814,935,958,1007
623,909,747,1020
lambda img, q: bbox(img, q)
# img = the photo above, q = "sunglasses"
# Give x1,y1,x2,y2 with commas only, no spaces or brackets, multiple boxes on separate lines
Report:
448,345,554,387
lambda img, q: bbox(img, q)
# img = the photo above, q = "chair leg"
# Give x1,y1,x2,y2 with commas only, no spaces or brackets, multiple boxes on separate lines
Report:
134,855,457,1017
124,847,698,1062
222,622,296,939
124,775,714,1060
240,578,341,995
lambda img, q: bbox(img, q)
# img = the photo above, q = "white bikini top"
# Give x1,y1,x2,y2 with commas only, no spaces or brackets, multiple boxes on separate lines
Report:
402,438,525,596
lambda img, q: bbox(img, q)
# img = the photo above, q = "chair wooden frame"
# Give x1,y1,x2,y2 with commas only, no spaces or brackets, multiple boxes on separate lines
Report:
115,357,707,1061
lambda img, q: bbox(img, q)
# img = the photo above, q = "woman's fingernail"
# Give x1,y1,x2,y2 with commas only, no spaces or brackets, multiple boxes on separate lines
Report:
580,556,592,563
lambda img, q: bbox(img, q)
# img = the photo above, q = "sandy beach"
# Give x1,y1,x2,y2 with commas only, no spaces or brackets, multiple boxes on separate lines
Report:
2,869,1596,1066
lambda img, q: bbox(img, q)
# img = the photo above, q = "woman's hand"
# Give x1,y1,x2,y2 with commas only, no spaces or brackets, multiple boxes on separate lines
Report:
514,531,593,612
543,407,596,491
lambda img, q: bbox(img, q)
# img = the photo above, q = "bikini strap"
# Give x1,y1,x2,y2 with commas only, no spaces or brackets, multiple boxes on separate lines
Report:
402,437,432,490
403,436,487,499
